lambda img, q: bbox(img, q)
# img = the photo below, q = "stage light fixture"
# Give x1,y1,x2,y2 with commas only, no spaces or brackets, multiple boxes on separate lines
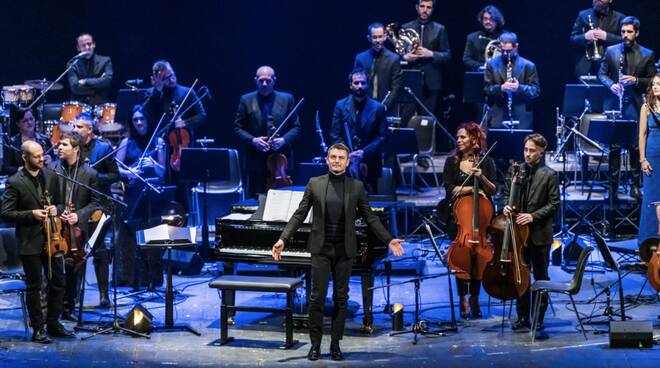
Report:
124,304,153,334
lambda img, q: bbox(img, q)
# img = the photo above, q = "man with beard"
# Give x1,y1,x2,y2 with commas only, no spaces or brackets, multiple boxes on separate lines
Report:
67,33,113,106
353,22,402,112
570,0,625,79
598,16,656,199
463,5,509,71
330,69,388,194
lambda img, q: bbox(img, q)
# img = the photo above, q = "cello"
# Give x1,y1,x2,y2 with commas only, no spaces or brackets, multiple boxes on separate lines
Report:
483,163,531,300
446,153,494,282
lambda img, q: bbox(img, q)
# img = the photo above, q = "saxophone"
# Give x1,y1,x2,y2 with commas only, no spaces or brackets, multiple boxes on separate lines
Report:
586,14,602,61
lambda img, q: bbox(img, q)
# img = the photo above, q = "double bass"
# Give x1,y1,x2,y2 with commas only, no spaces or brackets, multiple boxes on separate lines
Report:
447,154,494,281
483,163,531,300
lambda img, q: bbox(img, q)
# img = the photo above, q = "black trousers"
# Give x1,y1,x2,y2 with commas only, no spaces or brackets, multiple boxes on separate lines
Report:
21,252,66,330
516,244,550,322
309,242,353,346
63,246,109,311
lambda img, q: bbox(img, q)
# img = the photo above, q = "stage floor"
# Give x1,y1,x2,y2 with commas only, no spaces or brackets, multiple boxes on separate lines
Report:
1,241,659,367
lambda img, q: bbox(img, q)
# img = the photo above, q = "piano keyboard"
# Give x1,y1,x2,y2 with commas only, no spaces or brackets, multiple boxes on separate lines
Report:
215,247,311,258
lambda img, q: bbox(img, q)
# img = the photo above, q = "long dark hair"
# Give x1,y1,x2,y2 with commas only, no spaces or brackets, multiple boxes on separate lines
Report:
128,104,152,150
647,73,660,113
451,122,487,162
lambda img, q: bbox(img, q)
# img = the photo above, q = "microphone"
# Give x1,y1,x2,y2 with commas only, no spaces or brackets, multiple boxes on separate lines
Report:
584,99,592,113
200,86,212,100
443,94,456,101
71,51,91,60
126,79,143,85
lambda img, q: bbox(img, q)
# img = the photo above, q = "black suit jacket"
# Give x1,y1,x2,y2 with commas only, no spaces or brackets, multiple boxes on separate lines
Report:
598,43,656,118
463,29,507,71
402,19,451,91
67,53,113,105
570,8,624,77
2,133,53,176
143,84,207,133
330,96,388,180
354,48,402,110
504,164,560,246
484,54,540,129
50,160,100,237
233,90,301,164
1,168,60,255
279,174,392,258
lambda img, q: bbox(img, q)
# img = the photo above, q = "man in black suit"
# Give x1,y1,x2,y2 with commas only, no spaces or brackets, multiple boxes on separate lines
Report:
598,16,656,199
51,132,100,318
484,32,540,129
330,69,389,194
272,143,404,361
1,141,75,343
353,22,402,112
67,33,113,106
503,134,560,334
463,5,508,72
570,0,624,78
402,0,451,117
233,65,301,197
72,112,118,306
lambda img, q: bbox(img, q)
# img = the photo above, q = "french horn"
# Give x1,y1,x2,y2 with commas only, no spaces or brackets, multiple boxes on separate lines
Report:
386,23,420,56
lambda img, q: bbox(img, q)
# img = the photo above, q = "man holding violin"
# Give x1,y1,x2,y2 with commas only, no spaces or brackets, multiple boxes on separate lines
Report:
50,132,100,319
1,141,75,343
233,65,301,197
502,133,560,333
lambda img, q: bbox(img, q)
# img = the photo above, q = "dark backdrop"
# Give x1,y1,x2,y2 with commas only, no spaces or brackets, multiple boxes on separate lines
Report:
2,0,658,162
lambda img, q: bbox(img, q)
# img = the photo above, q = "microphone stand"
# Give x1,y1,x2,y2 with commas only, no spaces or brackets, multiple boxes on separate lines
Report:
404,86,455,148
114,158,162,194
28,58,81,110
49,171,149,339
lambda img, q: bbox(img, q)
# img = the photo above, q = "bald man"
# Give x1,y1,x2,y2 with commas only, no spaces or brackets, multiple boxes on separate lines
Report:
233,66,301,197
2,141,75,343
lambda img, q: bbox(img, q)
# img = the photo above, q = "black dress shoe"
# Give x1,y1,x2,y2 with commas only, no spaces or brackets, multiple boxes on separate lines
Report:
511,319,531,332
61,311,77,322
535,322,545,331
47,323,76,338
330,341,344,361
32,328,52,344
307,345,321,361
99,293,111,308
359,324,373,335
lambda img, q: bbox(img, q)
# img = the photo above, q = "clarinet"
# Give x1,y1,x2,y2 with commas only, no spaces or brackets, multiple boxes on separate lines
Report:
618,47,624,114
506,52,514,126
586,14,602,61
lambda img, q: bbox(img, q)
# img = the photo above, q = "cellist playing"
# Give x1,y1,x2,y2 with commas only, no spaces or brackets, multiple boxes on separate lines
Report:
442,122,497,319
502,133,559,333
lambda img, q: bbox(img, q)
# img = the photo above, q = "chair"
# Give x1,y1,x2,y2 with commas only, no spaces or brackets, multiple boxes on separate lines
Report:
397,116,440,193
576,114,608,189
0,278,29,339
530,245,594,342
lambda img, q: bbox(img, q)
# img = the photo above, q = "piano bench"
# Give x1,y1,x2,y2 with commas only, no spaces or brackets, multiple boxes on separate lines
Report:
208,275,303,349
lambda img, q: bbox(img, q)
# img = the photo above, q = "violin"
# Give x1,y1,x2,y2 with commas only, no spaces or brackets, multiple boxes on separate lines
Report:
446,154,493,281
42,191,68,278
265,119,293,189
343,121,371,192
167,102,190,172
62,203,87,269
483,163,531,300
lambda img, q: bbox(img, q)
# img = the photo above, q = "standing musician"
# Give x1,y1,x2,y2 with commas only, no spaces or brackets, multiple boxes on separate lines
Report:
50,132,100,318
502,134,560,332
442,122,496,318
1,141,74,343
401,0,452,118
272,143,404,361
67,33,113,106
353,22,402,112
570,0,625,79
463,5,509,72
233,65,301,197
598,16,656,199
2,108,53,175
484,32,540,129
71,112,118,307
638,74,660,244
330,69,388,194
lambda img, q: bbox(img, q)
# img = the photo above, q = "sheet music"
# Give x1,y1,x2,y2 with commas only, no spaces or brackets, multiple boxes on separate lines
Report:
85,213,110,253
288,190,312,223
141,224,195,244
221,213,252,221
262,189,312,223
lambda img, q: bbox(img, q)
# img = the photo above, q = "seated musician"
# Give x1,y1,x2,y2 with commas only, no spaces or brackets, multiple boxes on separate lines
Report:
50,132,100,318
2,108,52,175
442,122,496,319
233,65,301,198
330,69,388,194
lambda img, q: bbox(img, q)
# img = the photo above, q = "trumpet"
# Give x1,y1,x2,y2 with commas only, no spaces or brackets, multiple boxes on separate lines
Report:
586,15,602,61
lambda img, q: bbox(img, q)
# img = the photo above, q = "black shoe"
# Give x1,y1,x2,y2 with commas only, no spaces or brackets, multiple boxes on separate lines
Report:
99,293,111,308
31,328,52,344
359,324,373,335
511,319,531,332
330,341,344,361
307,344,321,361
535,322,545,331
47,323,76,338
631,186,641,200
61,311,76,322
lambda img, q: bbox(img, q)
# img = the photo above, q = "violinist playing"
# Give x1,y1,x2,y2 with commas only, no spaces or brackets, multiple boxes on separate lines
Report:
50,132,101,318
442,122,497,319
1,140,74,343
330,69,388,194
502,133,559,333
233,65,301,197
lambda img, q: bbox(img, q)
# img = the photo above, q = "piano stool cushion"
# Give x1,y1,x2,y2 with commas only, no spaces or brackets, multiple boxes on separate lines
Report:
208,275,303,293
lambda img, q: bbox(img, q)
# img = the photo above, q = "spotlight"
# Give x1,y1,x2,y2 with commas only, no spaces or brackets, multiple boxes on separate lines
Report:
391,303,404,332
124,304,153,334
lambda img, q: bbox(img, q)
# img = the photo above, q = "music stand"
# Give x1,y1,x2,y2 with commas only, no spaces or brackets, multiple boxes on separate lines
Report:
180,148,229,259
137,224,200,335
562,84,607,116
463,71,485,104
487,129,533,162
